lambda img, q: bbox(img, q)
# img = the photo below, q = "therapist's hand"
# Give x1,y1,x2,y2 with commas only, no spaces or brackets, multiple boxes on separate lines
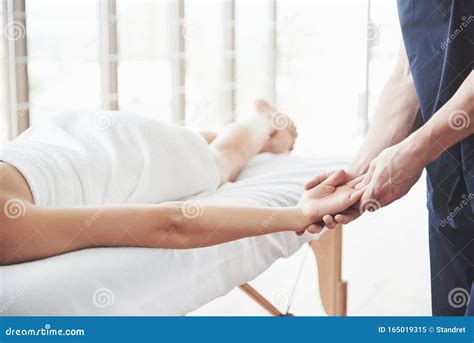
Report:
358,141,424,206
322,141,425,229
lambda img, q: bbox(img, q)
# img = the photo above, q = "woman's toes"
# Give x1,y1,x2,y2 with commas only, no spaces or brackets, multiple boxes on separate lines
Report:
289,124,298,138
261,130,295,154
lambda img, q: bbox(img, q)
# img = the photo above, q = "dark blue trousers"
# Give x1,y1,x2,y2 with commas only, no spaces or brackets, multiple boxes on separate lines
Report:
429,217,474,315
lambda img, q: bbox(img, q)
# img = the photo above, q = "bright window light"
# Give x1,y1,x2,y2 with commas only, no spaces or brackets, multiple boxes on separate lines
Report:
26,0,101,124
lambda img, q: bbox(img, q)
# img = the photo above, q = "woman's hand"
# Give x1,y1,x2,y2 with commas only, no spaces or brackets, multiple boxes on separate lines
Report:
297,170,366,234
303,165,362,191
302,165,365,232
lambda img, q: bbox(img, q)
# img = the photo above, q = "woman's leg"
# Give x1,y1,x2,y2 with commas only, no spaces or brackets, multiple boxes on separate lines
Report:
209,99,297,185
198,131,218,144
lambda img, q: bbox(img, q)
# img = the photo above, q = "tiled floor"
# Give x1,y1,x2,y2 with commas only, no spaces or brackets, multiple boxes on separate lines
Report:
191,173,431,316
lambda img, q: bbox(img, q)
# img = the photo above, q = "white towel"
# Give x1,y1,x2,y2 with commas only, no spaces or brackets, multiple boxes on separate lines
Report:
0,111,220,206
0,154,341,315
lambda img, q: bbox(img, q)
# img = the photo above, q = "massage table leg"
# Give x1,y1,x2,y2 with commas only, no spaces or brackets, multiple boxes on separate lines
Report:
238,284,292,316
238,224,347,316
310,224,347,316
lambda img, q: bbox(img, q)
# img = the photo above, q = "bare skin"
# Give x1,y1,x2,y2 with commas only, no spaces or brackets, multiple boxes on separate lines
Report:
209,99,297,184
0,100,364,265
304,42,474,232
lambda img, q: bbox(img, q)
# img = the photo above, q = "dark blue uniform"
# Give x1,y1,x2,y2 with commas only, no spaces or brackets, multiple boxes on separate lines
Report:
397,0,474,315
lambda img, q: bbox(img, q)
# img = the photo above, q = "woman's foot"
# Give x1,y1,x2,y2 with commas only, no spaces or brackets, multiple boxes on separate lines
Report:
255,99,298,154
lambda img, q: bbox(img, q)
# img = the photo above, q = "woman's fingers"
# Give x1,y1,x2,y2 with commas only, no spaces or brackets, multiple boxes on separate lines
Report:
305,168,362,190
328,188,365,226
322,169,348,187
304,171,335,190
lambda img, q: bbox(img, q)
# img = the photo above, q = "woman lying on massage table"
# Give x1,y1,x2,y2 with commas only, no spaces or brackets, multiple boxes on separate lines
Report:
0,100,364,265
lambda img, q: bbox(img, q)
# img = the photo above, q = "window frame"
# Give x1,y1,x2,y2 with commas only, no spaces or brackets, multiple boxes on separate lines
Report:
2,0,375,140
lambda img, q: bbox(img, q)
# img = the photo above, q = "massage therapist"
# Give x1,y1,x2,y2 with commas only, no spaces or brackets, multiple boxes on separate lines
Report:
305,0,474,315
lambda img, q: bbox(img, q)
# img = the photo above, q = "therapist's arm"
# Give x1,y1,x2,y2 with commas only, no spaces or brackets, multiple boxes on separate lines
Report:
353,69,474,210
405,70,474,165
346,42,422,176
319,69,474,229
303,42,421,231
306,42,419,189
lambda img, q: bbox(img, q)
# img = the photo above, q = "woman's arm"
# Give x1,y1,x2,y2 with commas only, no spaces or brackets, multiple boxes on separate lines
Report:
0,170,362,265
0,201,173,265
0,202,307,265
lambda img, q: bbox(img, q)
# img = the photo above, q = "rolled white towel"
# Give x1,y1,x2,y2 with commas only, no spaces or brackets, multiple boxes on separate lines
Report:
0,111,220,206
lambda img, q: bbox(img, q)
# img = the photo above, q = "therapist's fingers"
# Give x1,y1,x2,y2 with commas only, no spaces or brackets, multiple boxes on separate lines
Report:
359,183,383,214
305,224,319,234
377,191,398,209
355,176,370,190
361,181,377,202
349,187,366,202
311,221,325,233
306,219,325,234
304,170,335,190
360,165,376,187
347,174,365,188
323,215,338,229
334,208,362,225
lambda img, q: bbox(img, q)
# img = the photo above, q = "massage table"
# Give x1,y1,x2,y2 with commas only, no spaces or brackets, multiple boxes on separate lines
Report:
0,153,347,316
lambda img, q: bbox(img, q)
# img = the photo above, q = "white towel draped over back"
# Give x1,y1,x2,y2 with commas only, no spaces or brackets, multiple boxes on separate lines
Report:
0,111,220,206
